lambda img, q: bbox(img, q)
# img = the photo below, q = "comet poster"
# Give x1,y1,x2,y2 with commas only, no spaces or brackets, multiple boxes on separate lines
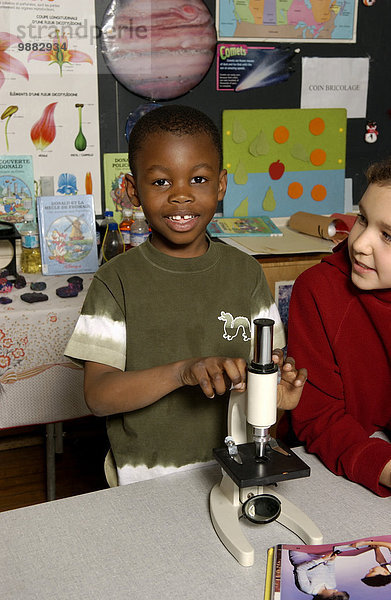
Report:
222,108,347,218
0,0,101,214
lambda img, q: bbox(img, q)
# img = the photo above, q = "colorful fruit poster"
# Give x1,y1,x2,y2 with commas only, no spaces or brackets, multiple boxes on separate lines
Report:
0,0,101,214
222,108,347,218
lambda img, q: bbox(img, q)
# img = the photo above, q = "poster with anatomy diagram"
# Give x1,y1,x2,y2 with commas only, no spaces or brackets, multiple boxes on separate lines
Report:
0,0,101,216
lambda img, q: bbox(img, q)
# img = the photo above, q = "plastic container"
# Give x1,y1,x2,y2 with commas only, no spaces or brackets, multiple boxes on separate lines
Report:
101,222,125,263
20,215,42,273
130,210,149,247
119,208,134,251
98,211,115,263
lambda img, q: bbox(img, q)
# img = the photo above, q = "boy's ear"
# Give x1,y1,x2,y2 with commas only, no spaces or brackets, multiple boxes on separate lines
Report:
218,169,228,202
125,173,141,207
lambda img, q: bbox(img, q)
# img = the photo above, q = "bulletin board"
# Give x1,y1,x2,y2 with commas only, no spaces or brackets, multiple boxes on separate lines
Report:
222,108,346,218
91,0,391,213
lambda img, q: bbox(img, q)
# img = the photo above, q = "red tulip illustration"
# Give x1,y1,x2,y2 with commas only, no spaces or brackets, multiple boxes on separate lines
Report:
30,103,57,151
0,32,29,89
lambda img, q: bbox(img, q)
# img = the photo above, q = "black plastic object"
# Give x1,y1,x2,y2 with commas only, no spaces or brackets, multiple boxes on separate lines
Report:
0,220,20,278
242,494,281,524
213,439,310,488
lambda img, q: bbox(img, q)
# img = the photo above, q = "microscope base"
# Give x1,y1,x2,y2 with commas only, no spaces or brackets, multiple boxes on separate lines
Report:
210,472,323,567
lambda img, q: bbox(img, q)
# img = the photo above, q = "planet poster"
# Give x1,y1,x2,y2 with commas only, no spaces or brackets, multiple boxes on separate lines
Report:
222,108,347,219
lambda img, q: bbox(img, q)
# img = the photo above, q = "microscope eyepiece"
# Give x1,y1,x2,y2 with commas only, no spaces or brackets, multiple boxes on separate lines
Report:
251,318,276,373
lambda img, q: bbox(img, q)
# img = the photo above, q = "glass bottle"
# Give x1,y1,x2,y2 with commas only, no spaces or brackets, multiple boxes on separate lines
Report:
119,208,134,251
130,210,149,247
101,222,125,263
20,215,42,273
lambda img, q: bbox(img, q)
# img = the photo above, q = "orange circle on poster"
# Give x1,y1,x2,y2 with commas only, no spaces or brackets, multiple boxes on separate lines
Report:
310,148,326,166
311,184,327,202
288,182,303,199
274,126,289,144
309,118,325,136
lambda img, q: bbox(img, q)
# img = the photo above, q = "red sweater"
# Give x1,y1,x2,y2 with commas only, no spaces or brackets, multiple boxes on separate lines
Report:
282,240,391,497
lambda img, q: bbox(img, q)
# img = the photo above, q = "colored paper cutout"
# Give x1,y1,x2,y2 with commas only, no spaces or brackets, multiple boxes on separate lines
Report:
223,108,346,218
233,196,248,216
233,118,247,143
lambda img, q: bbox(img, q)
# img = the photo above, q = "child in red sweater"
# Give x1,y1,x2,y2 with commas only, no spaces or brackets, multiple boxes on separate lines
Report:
281,158,391,496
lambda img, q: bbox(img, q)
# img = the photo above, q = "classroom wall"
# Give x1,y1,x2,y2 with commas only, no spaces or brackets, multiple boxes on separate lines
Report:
94,1,391,213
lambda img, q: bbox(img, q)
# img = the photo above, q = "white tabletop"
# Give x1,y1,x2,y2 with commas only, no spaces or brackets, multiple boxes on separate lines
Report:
0,447,389,600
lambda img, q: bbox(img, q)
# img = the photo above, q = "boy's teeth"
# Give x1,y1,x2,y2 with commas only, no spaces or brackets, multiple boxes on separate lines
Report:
170,215,193,220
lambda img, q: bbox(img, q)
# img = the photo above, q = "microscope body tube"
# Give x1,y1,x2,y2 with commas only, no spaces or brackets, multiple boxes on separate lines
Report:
246,368,278,428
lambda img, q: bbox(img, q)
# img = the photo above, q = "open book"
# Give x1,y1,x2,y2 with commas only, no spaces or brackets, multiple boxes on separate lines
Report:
265,536,391,600
207,216,282,237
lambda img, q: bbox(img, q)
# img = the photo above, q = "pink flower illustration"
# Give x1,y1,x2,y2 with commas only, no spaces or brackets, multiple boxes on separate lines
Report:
0,32,29,89
28,30,92,76
2,337,13,349
0,355,10,368
30,102,57,151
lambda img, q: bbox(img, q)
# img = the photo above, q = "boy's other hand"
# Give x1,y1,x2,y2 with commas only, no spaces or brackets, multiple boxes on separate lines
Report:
272,349,307,410
179,356,247,399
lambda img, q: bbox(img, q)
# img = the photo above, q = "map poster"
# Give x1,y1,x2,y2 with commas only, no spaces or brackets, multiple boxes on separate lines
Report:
216,0,358,43
0,0,101,214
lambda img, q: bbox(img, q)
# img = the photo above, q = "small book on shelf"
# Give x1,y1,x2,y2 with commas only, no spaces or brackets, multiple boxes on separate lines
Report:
207,216,282,237
264,535,391,600
37,194,98,275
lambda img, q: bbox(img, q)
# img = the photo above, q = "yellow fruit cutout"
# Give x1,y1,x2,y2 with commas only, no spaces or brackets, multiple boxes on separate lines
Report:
290,143,310,162
234,197,249,216
249,130,269,156
234,160,248,185
263,187,276,211
232,119,247,143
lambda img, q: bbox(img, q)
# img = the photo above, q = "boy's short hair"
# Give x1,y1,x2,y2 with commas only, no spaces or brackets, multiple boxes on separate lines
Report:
361,573,391,587
366,157,391,186
128,104,223,175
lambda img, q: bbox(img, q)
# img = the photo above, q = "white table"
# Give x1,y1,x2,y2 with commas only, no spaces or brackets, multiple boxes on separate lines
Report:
0,448,389,600
0,273,93,499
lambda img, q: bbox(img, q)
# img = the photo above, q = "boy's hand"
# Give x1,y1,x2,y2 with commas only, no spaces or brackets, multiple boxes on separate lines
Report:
179,356,247,399
272,349,307,410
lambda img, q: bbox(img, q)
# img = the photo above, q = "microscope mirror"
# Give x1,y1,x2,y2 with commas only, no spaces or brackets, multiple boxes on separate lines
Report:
241,493,281,524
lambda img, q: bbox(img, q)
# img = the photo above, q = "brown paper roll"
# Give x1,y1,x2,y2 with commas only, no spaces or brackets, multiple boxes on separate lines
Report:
288,212,337,240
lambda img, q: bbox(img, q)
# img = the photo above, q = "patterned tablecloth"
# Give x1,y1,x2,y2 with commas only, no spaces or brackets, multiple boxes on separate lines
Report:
0,273,93,428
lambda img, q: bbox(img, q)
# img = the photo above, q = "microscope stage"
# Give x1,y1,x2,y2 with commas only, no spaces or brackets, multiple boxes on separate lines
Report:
213,440,310,488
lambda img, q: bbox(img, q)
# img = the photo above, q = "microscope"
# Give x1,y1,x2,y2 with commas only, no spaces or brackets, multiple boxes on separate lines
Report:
210,318,323,566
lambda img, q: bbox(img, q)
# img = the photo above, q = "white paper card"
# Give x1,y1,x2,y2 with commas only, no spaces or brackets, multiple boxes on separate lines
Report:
301,57,369,119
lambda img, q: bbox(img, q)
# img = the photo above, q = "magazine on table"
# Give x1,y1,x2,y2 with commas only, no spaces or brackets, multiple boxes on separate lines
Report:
37,194,98,275
264,536,391,600
207,216,282,237
0,155,35,229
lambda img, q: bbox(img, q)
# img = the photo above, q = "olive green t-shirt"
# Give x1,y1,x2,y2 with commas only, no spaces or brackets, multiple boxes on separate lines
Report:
65,238,285,483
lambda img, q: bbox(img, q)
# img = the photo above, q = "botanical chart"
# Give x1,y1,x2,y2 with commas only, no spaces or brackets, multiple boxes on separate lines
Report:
0,0,101,214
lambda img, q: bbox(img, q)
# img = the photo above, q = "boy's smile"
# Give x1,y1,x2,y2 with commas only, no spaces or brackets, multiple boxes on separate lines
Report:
348,183,391,290
126,131,227,258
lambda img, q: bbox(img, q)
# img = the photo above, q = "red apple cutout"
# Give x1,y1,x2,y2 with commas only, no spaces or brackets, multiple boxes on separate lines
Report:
269,160,285,180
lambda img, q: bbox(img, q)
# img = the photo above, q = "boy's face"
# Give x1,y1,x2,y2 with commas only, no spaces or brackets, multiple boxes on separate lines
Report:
126,131,227,258
348,183,391,290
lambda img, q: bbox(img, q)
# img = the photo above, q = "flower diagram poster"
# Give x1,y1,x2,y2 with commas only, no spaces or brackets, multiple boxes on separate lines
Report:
0,0,101,216
222,108,347,219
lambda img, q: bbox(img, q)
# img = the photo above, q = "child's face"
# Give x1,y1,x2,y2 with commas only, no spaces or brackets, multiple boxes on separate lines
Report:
126,131,227,258
348,183,391,291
